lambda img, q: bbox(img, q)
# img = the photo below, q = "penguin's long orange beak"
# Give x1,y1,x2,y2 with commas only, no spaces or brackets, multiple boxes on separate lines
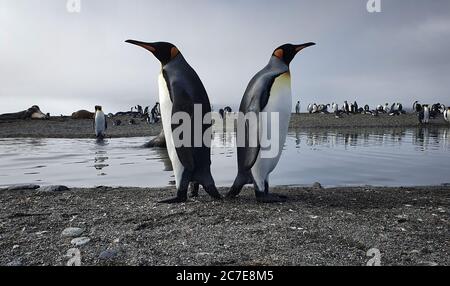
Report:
125,40,156,52
295,42,316,53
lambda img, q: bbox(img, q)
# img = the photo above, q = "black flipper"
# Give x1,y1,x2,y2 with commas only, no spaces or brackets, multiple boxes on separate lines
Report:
171,86,195,172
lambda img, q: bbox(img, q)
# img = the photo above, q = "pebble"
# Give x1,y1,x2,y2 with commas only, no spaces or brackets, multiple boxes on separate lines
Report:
418,261,438,266
61,227,84,238
396,215,408,223
99,249,119,260
6,184,40,191
71,237,91,247
6,259,22,267
38,185,70,192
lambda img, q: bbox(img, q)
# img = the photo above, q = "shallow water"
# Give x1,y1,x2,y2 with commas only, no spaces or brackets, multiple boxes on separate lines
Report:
1,127,450,188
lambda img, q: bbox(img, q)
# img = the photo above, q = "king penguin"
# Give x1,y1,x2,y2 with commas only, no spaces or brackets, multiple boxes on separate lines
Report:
444,107,450,123
126,40,222,203
94,105,107,139
226,42,315,203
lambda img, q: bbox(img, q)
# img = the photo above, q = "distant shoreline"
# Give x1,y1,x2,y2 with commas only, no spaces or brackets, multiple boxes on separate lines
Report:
0,113,448,139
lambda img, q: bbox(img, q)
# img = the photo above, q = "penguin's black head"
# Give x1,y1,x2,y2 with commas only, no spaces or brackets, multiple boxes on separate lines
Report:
272,43,316,65
125,40,180,66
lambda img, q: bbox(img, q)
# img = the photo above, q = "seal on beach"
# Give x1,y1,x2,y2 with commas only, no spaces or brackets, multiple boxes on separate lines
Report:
94,106,107,139
126,40,222,203
72,110,94,119
0,105,48,120
226,42,315,203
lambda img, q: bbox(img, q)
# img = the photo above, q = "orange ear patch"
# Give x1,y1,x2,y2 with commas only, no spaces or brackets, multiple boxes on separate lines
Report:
171,47,179,60
274,49,284,59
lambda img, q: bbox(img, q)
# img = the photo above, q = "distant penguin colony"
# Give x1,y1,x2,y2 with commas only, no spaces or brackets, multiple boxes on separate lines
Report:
126,39,222,203
226,42,315,203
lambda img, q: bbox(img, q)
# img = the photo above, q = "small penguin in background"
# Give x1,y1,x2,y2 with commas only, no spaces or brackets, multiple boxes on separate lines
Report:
353,101,359,113
413,101,423,113
312,103,318,114
295,101,301,114
94,105,107,139
332,102,339,113
343,101,350,114
226,42,315,203
419,104,430,124
444,107,450,123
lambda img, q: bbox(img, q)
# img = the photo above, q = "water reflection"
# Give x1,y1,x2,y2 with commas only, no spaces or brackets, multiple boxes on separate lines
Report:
93,140,109,176
152,147,172,172
0,128,449,188
291,127,449,152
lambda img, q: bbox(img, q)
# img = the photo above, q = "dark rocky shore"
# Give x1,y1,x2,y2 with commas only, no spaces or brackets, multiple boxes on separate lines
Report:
0,113,448,139
0,186,448,266
0,115,162,139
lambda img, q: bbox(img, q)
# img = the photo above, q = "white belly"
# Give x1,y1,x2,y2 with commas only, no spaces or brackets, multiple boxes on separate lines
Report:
158,73,185,189
424,107,430,122
251,73,292,191
95,111,106,136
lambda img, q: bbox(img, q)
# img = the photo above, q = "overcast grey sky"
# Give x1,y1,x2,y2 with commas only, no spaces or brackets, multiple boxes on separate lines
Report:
0,0,449,115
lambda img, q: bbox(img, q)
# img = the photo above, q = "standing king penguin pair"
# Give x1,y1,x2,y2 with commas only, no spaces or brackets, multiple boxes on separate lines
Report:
126,40,315,203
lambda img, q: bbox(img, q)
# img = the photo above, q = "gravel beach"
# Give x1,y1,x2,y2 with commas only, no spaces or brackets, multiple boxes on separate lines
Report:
0,186,448,266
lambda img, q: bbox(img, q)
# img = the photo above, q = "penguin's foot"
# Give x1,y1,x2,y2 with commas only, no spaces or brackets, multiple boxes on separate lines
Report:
225,187,242,199
256,193,288,203
189,183,200,198
225,192,238,199
203,185,223,200
158,196,187,204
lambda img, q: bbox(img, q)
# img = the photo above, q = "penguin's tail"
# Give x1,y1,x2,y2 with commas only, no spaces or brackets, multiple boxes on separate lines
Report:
226,172,251,199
